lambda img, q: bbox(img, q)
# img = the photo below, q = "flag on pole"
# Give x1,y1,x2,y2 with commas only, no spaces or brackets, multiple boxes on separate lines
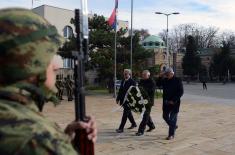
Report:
108,0,118,30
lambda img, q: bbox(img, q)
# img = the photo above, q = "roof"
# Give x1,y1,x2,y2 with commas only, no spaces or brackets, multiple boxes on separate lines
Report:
142,35,165,49
197,48,219,56
143,35,164,43
33,4,74,12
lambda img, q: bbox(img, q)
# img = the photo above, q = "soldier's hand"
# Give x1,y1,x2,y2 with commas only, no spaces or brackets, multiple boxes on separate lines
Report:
64,116,97,143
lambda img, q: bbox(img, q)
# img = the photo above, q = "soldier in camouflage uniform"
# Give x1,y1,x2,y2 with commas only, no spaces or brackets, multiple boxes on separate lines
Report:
0,8,97,155
65,75,74,101
55,75,65,100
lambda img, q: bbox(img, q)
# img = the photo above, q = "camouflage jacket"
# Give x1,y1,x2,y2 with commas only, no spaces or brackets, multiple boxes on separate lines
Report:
0,84,78,155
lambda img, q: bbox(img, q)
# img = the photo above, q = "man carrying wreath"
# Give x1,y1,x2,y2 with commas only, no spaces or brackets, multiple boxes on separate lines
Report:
116,69,137,133
136,70,156,136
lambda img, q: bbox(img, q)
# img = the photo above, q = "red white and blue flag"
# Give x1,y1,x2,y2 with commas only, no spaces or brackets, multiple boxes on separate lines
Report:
108,0,118,30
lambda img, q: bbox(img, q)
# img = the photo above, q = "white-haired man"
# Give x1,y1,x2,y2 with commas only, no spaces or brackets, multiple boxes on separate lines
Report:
116,69,137,133
157,67,184,140
136,70,156,136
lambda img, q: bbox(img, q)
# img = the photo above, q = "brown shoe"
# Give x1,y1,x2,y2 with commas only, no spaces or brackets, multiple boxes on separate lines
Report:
166,136,174,140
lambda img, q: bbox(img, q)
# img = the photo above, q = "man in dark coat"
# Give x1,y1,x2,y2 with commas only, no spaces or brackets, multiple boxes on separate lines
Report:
136,70,156,136
156,67,184,140
116,69,137,133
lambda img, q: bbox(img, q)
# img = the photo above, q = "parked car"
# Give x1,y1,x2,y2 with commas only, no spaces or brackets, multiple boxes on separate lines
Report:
115,80,121,89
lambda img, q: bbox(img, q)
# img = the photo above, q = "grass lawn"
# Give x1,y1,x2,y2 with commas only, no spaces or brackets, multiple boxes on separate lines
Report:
86,86,109,95
155,89,163,98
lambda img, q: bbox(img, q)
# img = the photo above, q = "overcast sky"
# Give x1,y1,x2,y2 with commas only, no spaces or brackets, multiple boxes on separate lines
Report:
1,0,235,35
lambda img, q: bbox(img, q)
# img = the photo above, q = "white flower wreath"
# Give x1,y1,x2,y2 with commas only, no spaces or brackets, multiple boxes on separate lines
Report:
122,86,149,114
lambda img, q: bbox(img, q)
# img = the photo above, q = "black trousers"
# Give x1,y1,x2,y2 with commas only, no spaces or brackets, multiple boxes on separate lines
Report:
163,109,178,137
138,107,155,133
118,104,136,130
203,82,207,90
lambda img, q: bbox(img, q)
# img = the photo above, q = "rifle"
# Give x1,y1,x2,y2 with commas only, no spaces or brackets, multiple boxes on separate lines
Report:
73,7,95,155
58,3,94,154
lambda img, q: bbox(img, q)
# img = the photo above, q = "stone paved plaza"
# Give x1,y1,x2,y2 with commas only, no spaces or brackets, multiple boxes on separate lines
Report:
43,83,235,155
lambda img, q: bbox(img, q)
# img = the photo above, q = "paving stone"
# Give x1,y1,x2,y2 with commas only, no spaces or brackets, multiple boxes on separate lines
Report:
43,86,235,155
218,143,235,153
206,149,234,155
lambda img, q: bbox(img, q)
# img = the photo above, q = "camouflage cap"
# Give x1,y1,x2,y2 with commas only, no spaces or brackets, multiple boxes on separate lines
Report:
0,8,63,85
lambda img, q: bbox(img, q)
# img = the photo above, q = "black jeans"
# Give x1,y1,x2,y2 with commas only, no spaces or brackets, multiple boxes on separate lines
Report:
138,108,155,133
163,109,178,137
118,104,136,130
203,82,207,90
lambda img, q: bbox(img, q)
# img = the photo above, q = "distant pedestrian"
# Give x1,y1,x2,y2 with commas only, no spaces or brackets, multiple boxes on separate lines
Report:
156,67,184,140
116,69,137,133
202,81,207,90
223,77,227,85
201,76,207,90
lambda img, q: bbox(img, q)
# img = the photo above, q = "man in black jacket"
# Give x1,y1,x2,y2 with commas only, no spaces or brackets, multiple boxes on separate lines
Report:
156,67,184,140
116,69,137,133
136,70,156,136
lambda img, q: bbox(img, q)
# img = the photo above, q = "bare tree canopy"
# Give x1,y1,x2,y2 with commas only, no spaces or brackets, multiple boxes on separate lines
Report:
158,23,219,52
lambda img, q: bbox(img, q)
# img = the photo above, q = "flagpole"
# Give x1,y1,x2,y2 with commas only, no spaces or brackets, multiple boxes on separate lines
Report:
114,26,117,98
32,0,33,9
130,0,133,75
114,1,118,98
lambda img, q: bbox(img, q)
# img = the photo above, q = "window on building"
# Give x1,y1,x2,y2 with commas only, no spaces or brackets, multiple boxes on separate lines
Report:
63,26,73,38
143,42,147,46
63,58,74,68
149,41,153,46
155,42,160,46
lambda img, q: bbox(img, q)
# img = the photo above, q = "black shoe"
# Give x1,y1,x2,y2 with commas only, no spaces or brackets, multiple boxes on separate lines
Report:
127,124,137,129
146,126,155,132
68,98,73,101
116,129,123,133
135,132,144,136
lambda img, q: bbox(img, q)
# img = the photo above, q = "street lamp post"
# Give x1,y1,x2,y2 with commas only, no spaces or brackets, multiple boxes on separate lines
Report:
155,12,180,67
130,0,133,75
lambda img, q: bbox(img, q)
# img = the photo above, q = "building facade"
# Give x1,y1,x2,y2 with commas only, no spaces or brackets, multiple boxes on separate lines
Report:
142,35,235,80
32,5,129,84
141,35,167,69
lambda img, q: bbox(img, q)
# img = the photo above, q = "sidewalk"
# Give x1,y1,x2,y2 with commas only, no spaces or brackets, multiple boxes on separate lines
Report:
43,94,235,155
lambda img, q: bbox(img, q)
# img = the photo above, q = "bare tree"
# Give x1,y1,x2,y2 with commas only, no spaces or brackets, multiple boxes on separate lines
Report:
133,29,150,41
217,31,235,47
158,24,219,52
